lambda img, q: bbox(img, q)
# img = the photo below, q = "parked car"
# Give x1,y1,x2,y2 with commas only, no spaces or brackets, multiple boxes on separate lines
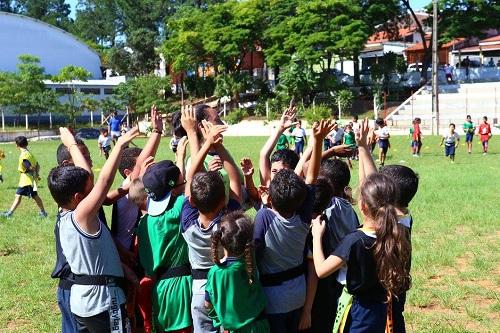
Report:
75,128,100,139
407,63,423,72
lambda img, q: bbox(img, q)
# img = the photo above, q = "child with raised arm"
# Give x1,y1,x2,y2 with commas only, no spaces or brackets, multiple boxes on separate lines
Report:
205,211,270,332
47,127,138,332
3,136,47,218
311,172,411,333
181,120,243,333
253,120,334,333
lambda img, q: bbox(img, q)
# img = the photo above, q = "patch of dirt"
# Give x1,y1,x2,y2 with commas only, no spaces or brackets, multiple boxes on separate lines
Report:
0,246,19,257
7,318,30,330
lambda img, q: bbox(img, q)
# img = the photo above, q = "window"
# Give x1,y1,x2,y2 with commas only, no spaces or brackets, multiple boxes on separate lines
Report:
55,88,72,94
104,88,115,95
80,88,101,95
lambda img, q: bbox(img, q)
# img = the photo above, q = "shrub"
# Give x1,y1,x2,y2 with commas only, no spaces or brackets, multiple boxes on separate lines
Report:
303,104,332,123
224,108,249,125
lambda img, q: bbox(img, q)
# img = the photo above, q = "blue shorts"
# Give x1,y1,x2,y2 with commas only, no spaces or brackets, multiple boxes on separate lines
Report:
378,139,389,153
445,144,455,156
465,133,474,142
16,185,37,198
411,140,421,148
295,140,305,154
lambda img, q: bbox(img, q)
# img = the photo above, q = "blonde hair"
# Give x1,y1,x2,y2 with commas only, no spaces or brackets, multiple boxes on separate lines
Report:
129,178,147,209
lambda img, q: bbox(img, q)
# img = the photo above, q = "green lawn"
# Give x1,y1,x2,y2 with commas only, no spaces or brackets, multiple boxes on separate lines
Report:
0,135,498,332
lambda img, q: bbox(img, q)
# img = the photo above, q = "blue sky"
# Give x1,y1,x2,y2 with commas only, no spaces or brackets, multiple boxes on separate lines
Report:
65,0,431,18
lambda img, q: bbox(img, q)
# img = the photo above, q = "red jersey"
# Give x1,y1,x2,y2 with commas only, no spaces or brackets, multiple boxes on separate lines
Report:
479,123,492,141
413,123,421,140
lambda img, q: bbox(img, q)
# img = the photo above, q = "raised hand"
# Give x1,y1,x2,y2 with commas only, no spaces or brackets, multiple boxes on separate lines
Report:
356,118,371,148
240,157,254,176
311,215,326,239
312,119,335,141
207,155,223,172
181,104,197,133
258,185,270,207
201,120,227,146
151,105,163,133
59,127,77,147
117,127,139,147
279,105,297,130
139,156,155,178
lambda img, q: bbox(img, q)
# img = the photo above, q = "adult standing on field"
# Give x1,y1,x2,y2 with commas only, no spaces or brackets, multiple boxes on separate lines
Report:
109,111,123,144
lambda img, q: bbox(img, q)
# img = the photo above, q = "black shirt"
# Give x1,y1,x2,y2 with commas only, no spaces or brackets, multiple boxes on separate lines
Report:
332,229,387,302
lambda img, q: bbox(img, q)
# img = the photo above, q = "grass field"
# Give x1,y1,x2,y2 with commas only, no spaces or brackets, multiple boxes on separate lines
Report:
0,135,498,332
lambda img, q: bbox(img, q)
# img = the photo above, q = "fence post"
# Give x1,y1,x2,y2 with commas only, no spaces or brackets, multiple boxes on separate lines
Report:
25,114,28,130
1,110,4,132
49,112,52,129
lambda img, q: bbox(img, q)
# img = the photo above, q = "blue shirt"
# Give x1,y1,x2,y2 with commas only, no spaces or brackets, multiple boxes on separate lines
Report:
110,117,121,132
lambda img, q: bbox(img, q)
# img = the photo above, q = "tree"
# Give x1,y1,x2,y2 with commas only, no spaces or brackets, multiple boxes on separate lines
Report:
0,0,16,12
52,65,92,127
15,0,72,30
277,56,317,105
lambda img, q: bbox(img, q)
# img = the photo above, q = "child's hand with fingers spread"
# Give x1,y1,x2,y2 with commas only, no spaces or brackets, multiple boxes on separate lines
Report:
117,127,139,147
151,105,163,133
258,185,270,207
312,119,335,141
207,156,223,172
311,215,326,239
175,136,189,159
181,104,197,133
139,156,155,178
203,120,227,146
240,157,254,176
279,105,297,130
356,118,371,148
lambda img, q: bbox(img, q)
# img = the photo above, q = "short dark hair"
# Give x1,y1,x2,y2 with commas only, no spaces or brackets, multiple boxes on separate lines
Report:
269,169,307,216
379,165,419,208
118,147,142,178
15,136,28,148
483,116,488,121
450,123,455,128
100,128,108,133
313,177,333,214
56,138,85,166
191,171,225,214
466,115,471,119
319,159,351,197
375,118,385,126
270,149,299,169
48,166,90,207
353,115,358,121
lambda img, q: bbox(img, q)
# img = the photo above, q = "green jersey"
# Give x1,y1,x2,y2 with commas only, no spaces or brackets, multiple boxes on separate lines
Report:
276,134,288,150
206,258,270,332
137,195,192,331
463,121,475,134
344,131,356,146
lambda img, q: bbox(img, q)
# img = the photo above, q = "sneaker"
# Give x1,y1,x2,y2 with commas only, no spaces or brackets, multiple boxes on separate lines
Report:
2,211,12,218
39,211,48,218
0,175,3,182
483,152,487,155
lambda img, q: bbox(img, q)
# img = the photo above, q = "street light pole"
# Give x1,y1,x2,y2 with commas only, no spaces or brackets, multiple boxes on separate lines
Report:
431,0,440,135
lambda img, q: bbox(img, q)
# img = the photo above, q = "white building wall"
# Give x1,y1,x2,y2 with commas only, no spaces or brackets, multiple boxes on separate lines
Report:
0,12,102,79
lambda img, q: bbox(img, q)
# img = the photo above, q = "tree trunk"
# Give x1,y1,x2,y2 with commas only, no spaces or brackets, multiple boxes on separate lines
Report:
353,55,360,86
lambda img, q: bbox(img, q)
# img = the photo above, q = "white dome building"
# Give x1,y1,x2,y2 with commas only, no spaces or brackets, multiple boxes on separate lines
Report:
0,11,102,78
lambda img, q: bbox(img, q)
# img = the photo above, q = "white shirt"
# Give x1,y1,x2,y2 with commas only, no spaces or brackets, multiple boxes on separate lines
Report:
98,135,112,148
376,127,390,140
292,128,306,142
443,132,460,145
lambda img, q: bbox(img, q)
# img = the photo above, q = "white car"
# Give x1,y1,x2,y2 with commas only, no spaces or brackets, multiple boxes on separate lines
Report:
408,63,423,72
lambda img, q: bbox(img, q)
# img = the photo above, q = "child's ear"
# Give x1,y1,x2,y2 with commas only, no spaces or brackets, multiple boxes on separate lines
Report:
188,196,196,207
124,169,132,177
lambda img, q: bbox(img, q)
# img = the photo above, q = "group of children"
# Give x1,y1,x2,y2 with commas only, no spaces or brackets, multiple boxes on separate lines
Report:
39,103,421,333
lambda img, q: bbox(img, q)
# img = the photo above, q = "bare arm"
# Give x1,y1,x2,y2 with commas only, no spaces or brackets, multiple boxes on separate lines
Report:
357,119,377,185
295,145,313,178
259,107,296,185
311,217,344,278
306,120,335,185
181,105,201,162
321,144,353,160
60,127,92,175
241,158,260,203
299,259,318,330
216,144,243,203
132,106,163,176
74,128,139,234
175,137,189,180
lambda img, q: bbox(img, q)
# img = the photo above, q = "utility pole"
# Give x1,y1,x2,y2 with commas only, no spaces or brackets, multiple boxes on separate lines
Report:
431,0,439,135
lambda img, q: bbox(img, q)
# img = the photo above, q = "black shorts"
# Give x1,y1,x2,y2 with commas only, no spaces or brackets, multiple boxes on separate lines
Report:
103,146,111,154
74,304,129,333
16,186,37,198
378,139,389,153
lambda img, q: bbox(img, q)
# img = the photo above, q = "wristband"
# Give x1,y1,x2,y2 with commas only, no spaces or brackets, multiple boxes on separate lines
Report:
152,129,163,134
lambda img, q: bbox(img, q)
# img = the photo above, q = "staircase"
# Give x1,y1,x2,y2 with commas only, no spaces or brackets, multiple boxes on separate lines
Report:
386,82,500,134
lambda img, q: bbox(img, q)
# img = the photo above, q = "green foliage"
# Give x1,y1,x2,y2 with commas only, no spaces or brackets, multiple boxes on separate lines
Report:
184,76,216,98
215,73,251,101
303,104,332,123
14,0,72,30
223,108,248,125
335,89,354,114
277,56,317,103
115,75,172,115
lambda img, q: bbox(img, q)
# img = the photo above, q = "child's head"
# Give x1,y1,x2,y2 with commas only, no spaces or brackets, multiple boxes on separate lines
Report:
269,169,307,217
319,159,351,200
296,120,302,128
56,139,92,167
313,177,334,217
415,117,421,124
483,116,488,123
359,173,411,296
118,147,142,178
190,171,225,214
142,160,183,216
172,104,223,141
15,136,28,149
128,178,147,211
270,149,299,179
352,115,358,122
211,211,254,283
375,118,385,128
379,165,419,209
100,128,108,136
345,124,352,132
466,115,471,121
449,123,456,132
48,165,92,209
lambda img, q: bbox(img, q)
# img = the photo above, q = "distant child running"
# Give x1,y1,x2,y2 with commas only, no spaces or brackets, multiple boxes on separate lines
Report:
292,120,307,156
0,149,4,182
343,124,356,169
440,124,460,162
478,116,492,155
410,117,422,156
2,136,47,218
375,118,390,166
98,128,112,159
205,211,270,332
109,111,123,144
463,115,475,154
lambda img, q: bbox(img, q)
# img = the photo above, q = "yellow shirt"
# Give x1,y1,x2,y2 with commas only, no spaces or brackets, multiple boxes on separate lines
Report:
18,148,38,188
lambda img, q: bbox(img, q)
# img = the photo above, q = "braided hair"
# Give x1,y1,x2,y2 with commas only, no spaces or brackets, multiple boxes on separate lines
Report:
210,211,255,284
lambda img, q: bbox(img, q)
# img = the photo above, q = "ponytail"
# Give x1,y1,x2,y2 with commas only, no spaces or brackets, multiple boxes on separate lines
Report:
211,229,222,265
373,204,412,297
244,242,254,285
